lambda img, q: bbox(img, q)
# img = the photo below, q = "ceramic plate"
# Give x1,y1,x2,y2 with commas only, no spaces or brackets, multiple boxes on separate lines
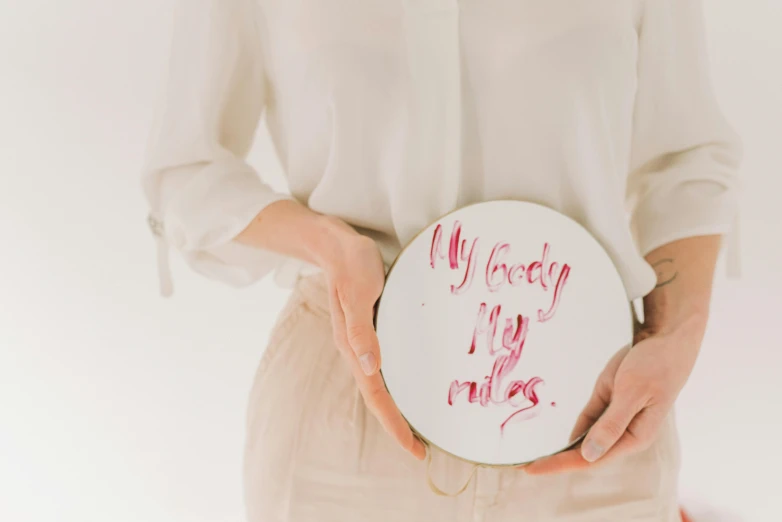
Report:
375,201,633,466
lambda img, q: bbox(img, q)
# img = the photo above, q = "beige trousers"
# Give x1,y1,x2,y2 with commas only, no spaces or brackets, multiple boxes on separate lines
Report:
243,275,682,522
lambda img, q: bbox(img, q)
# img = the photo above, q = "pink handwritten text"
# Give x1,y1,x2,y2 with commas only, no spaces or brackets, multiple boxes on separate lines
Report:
430,220,574,433
430,222,571,319
449,311,545,433
430,222,480,295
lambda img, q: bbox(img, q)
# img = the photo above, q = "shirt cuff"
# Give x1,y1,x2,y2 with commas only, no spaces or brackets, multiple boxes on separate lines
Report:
633,178,739,271
148,158,295,296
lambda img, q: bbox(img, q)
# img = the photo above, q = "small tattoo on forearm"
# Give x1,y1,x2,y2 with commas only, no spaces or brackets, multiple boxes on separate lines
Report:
652,258,678,288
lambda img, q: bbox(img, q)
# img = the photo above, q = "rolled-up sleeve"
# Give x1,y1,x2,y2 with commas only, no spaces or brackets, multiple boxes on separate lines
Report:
627,0,742,263
141,0,292,296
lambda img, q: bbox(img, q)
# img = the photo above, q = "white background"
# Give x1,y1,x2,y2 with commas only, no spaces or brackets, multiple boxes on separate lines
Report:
0,1,779,521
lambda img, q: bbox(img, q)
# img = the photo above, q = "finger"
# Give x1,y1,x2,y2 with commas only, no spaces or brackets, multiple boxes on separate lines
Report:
570,345,630,441
350,361,426,460
327,284,350,353
523,447,589,475
339,288,382,376
580,391,644,463
525,428,637,476
611,405,668,456
569,381,610,442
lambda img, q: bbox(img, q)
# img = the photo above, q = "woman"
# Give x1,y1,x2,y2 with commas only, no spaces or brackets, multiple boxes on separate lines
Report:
142,1,741,520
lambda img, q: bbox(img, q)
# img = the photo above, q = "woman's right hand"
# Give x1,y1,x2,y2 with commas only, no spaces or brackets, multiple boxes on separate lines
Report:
237,202,426,461
319,217,427,461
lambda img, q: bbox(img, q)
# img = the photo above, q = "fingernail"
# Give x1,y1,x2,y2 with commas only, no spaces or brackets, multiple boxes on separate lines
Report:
359,353,376,375
581,440,605,462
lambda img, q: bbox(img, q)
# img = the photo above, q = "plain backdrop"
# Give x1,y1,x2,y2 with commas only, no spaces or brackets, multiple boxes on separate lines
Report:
0,1,780,521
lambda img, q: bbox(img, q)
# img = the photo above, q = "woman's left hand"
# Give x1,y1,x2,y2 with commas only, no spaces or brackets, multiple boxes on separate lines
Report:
523,320,703,475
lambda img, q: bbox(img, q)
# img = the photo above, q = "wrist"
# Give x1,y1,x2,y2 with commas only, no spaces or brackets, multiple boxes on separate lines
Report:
236,201,376,274
304,214,365,273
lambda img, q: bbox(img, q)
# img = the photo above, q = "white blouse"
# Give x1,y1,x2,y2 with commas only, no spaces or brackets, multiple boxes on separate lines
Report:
141,0,741,301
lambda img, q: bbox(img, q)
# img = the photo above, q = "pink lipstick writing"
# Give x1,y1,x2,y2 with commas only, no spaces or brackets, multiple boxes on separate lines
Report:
429,220,574,433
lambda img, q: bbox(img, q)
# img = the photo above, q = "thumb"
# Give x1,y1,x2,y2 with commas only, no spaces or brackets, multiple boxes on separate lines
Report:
580,394,640,463
569,384,609,443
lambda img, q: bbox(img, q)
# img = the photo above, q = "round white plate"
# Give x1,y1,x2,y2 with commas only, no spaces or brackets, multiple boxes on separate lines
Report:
375,201,633,466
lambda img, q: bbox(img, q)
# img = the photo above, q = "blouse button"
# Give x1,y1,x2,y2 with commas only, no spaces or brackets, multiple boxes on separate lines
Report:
147,214,164,237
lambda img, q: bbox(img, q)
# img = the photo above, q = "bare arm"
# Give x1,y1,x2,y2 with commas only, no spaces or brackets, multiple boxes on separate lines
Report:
638,234,722,354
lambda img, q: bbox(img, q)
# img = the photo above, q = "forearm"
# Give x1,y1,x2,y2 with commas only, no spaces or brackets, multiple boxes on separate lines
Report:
641,235,722,341
234,199,364,272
